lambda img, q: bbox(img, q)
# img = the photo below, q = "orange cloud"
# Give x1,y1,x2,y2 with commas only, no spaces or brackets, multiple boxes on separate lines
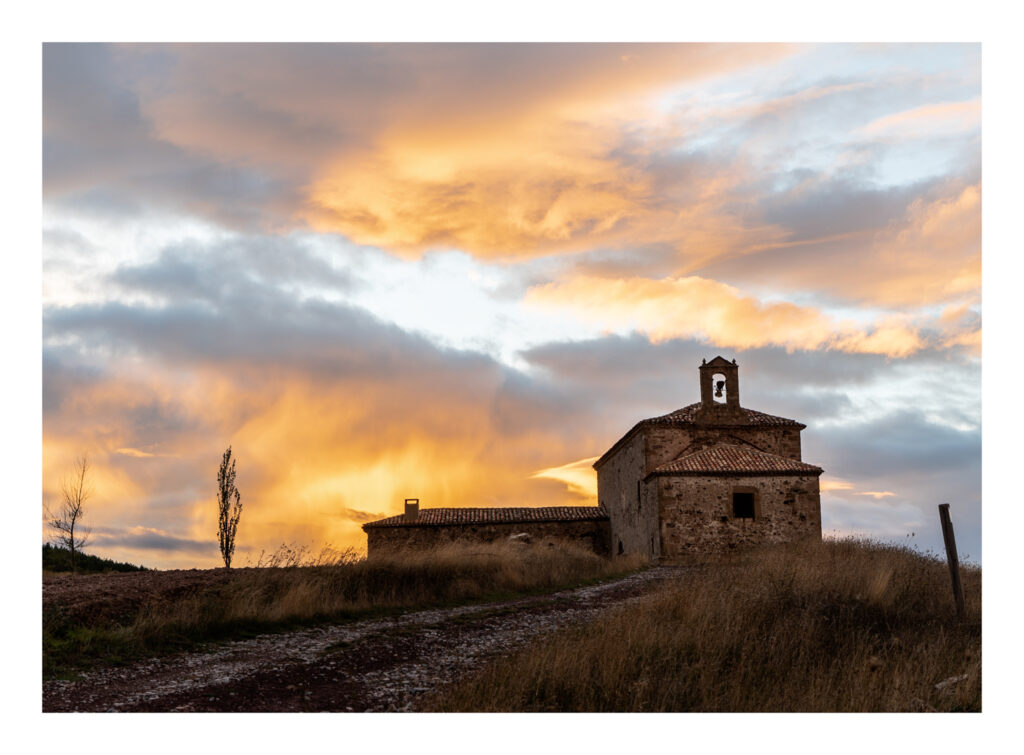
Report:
821,478,896,500
524,274,927,357
860,98,980,141
820,479,855,493
304,122,652,257
115,447,178,458
42,361,598,568
868,183,981,306
242,44,787,260
530,456,599,500
759,183,981,310
301,105,790,261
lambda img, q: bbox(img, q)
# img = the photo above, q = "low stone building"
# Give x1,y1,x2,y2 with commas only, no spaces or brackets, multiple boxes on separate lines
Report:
362,499,610,556
361,357,823,560
594,356,823,560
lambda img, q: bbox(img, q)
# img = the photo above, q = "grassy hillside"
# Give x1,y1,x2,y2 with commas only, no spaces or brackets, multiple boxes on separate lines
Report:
426,538,981,712
42,544,149,574
43,541,644,678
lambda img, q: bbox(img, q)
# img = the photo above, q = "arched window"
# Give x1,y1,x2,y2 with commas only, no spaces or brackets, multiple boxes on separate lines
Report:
712,372,727,404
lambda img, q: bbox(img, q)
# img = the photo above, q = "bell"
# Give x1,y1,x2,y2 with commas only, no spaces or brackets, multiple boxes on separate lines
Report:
715,380,725,398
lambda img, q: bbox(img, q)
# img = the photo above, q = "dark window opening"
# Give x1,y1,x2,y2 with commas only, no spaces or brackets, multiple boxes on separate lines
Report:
618,540,624,555
733,492,755,519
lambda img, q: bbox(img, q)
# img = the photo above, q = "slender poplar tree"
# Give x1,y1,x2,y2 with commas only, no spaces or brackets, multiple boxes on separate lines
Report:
217,446,242,568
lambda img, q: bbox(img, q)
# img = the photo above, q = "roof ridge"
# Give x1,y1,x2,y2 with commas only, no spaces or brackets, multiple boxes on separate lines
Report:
362,505,608,529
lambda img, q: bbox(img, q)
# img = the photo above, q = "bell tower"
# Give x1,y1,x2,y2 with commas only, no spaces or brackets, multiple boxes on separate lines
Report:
696,356,741,421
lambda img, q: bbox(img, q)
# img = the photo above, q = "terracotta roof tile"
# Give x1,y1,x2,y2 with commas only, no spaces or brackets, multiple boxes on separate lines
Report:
647,403,804,427
362,506,608,530
652,443,823,476
594,403,806,469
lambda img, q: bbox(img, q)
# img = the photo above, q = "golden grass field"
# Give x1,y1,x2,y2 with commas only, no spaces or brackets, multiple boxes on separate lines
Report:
425,539,981,712
45,538,980,712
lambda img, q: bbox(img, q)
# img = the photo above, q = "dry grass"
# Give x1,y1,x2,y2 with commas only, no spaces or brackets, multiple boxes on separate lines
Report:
426,538,981,712
134,540,640,634
45,541,644,677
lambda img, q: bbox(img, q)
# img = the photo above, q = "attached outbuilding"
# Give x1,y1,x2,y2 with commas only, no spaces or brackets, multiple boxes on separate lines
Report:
362,499,610,556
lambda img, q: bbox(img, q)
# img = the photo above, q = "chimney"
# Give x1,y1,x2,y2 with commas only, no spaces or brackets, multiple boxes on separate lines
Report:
404,498,419,522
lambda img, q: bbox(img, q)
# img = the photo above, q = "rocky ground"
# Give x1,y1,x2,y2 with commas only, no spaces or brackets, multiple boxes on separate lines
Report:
43,566,685,712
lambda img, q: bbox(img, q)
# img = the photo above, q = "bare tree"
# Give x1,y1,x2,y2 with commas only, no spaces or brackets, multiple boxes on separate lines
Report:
217,446,242,568
47,455,93,574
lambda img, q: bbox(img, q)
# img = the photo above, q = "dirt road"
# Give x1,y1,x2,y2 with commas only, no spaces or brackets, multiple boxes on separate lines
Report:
43,566,684,712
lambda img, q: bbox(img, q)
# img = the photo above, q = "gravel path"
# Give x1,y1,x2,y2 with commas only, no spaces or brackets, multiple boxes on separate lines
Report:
43,566,685,712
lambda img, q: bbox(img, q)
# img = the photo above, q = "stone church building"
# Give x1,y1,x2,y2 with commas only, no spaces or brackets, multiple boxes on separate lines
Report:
594,356,823,560
363,357,822,559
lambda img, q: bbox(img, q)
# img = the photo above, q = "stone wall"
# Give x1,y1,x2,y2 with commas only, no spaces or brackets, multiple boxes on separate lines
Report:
366,519,611,557
645,426,694,472
657,474,821,559
640,476,661,560
597,430,658,557
644,425,803,470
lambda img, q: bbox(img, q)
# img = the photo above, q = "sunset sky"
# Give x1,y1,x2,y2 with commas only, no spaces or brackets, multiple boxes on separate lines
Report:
41,43,981,569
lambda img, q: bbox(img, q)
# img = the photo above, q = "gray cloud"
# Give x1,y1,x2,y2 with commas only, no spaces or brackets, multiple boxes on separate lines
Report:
523,336,887,430
90,526,217,554
43,246,981,562
813,411,980,480
338,508,386,524
43,44,298,229
520,332,980,558
111,234,358,304
41,44,981,565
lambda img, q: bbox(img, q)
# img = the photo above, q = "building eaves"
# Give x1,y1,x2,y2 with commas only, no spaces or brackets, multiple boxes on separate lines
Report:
648,443,824,477
362,506,608,530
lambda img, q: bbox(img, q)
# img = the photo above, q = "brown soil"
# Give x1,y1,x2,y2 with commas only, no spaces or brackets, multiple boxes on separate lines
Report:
44,569,235,627
43,566,684,712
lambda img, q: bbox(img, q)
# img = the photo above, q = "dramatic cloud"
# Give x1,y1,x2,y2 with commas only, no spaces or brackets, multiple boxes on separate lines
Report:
531,457,600,500
41,43,982,567
43,245,606,565
525,274,931,357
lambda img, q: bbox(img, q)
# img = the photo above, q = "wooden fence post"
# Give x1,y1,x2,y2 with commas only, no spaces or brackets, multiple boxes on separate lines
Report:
938,503,965,620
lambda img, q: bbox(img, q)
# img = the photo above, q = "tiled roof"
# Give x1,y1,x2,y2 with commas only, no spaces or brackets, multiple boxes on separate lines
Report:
362,506,608,529
651,443,823,476
593,403,805,469
646,403,804,427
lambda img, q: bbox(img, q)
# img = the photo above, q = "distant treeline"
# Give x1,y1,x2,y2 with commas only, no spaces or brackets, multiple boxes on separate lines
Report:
43,544,149,574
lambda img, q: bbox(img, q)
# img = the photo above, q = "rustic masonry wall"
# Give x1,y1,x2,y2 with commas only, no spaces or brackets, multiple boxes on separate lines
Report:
645,426,694,473
643,426,802,473
700,427,802,460
641,477,661,560
657,474,821,559
366,519,611,556
597,430,657,558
